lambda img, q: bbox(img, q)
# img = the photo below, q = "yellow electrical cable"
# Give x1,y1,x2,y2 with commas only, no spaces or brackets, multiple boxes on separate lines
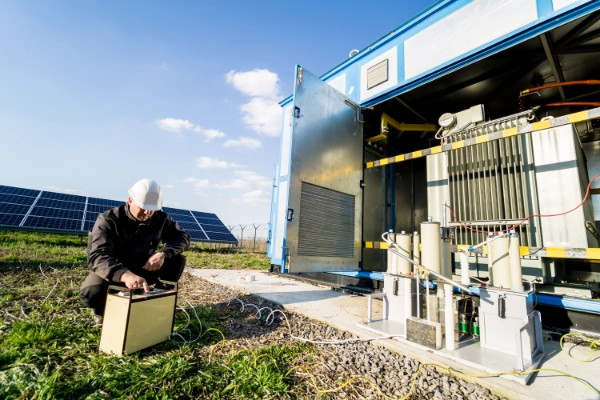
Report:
253,354,280,370
560,332,600,362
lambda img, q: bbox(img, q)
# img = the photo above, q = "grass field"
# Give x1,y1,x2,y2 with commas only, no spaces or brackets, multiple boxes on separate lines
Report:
0,231,317,399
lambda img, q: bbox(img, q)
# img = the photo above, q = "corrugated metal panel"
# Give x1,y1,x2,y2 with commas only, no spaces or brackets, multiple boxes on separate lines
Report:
367,59,388,90
297,183,355,257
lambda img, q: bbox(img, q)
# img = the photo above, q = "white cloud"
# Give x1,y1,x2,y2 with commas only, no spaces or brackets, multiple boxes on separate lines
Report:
156,118,193,133
156,118,225,142
160,63,168,70
226,69,283,137
194,127,225,141
195,157,245,169
225,69,280,99
182,177,210,196
163,200,182,208
232,190,271,207
44,186,84,195
164,184,175,189
214,170,271,191
223,136,262,150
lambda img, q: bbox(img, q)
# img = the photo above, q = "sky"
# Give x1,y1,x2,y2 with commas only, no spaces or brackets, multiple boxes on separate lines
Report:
0,0,438,226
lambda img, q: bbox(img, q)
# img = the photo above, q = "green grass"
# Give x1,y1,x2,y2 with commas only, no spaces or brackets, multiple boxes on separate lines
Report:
0,231,311,399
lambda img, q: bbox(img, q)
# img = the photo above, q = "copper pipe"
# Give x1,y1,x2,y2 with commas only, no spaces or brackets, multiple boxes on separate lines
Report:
521,80,600,96
533,102,600,110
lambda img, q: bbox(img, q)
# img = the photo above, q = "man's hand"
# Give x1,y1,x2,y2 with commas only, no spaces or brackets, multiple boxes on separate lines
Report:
120,271,149,292
143,252,167,272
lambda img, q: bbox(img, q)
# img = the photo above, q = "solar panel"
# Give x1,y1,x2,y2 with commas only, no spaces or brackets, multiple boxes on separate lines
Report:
40,191,86,203
0,194,36,206
0,213,26,226
0,203,31,216
29,206,84,220
36,198,86,211
0,185,40,197
23,216,82,231
0,185,237,244
169,214,198,224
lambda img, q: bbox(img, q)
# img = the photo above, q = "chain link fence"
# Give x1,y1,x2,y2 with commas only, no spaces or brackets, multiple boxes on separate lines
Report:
227,223,270,251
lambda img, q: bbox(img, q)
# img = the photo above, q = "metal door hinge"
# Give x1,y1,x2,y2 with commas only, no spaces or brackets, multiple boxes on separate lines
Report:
297,66,303,85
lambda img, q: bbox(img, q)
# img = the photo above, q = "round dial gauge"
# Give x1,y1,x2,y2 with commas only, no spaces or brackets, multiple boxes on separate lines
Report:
438,112,456,128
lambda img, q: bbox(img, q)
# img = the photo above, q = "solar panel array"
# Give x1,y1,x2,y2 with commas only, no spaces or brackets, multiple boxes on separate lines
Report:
0,185,237,244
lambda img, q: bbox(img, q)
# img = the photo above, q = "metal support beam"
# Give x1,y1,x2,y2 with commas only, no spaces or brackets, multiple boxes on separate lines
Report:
555,11,600,50
394,97,428,122
540,33,566,101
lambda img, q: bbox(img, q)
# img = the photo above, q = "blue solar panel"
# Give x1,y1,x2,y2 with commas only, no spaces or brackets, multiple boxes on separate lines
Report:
162,207,193,216
0,194,36,206
0,213,25,226
0,186,40,197
0,185,236,243
23,216,82,231
85,212,100,221
196,216,223,225
201,223,232,235
0,203,31,215
40,191,86,203
83,220,95,231
175,221,202,232
169,214,198,224
87,198,123,207
204,231,237,242
29,206,84,220
187,230,208,241
36,198,86,211
86,204,116,214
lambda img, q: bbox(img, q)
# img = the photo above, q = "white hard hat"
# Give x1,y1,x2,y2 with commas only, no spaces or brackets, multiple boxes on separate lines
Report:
128,179,163,211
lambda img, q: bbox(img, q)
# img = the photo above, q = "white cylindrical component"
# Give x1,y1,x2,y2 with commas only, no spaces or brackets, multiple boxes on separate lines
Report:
386,233,396,274
490,235,511,289
396,231,412,275
459,251,471,286
421,221,441,276
509,234,524,291
403,277,412,326
444,283,455,351
413,232,420,272
487,233,494,286
441,240,452,279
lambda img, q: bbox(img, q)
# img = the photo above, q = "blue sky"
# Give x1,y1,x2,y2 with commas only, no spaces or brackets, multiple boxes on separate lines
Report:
0,0,437,226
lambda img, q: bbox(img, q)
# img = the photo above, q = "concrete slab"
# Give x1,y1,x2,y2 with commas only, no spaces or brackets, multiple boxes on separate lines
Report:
186,269,600,400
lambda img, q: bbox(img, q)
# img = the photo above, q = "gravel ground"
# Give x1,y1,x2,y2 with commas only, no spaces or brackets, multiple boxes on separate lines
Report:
178,272,509,400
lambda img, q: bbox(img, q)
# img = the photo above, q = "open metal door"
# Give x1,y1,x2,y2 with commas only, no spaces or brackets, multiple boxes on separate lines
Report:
286,66,363,273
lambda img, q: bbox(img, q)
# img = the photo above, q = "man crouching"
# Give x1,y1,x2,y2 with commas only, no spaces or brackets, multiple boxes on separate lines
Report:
80,179,190,326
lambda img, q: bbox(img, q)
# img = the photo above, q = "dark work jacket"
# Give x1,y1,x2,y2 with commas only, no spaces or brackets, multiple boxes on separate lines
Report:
87,204,190,282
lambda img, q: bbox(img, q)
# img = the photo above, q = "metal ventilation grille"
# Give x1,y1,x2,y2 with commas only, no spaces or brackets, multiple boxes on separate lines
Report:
448,136,540,247
297,183,355,257
367,59,388,89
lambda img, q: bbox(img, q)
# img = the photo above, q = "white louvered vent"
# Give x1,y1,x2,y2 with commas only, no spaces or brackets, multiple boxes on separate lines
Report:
367,59,388,89
297,182,355,258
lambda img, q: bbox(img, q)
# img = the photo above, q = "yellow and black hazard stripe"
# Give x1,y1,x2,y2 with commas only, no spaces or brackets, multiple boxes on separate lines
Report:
365,107,600,169
363,241,600,260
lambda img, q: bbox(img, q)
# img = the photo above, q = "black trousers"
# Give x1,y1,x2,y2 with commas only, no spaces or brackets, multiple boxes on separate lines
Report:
80,253,186,315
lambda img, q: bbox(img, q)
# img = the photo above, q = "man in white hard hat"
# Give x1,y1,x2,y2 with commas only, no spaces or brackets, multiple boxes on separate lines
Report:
80,179,190,326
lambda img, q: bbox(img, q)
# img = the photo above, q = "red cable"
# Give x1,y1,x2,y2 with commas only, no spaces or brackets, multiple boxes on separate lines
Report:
523,80,600,93
446,173,600,235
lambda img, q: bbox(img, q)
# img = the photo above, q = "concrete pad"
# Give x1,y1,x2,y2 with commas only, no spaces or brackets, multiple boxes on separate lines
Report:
187,269,600,400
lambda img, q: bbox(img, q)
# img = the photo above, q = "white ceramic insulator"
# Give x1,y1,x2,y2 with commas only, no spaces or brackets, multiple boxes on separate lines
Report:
460,251,470,286
396,232,412,275
491,235,511,289
441,240,452,279
444,283,455,351
421,221,441,276
510,235,524,291
413,232,420,273
387,233,397,274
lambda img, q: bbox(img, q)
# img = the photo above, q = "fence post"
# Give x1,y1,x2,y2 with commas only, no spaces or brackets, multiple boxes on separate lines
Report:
252,223,261,250
239,225,247,249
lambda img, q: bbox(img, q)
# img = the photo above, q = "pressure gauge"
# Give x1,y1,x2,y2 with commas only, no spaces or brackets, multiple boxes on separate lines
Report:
438,112,456,128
